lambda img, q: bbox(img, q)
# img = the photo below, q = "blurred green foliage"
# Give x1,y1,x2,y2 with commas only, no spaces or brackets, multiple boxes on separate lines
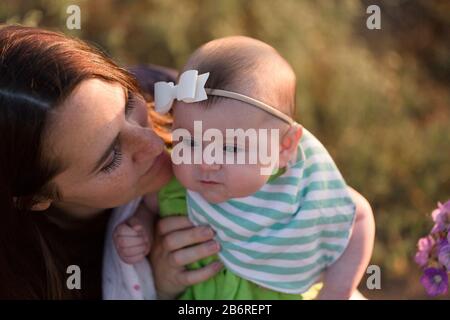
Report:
1,0,449,299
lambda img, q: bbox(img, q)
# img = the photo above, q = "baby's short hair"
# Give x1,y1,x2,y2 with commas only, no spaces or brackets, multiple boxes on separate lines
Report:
182,36,297,118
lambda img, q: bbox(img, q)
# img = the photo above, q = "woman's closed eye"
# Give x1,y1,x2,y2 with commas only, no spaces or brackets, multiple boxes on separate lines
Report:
101,142,123,174
99,90,137,174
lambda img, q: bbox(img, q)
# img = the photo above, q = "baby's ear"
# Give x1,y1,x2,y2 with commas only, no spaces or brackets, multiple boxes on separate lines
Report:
278,124,303,168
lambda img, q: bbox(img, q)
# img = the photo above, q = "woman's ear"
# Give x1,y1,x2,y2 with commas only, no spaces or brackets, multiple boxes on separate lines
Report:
278,124,303,168
13,197,52,211
30,199,52,211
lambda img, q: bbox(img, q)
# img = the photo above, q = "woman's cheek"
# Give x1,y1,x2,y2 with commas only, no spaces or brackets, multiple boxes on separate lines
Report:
101,176,138,207
102,163,139,194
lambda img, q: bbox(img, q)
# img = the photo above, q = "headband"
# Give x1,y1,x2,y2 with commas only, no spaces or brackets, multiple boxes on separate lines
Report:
154,70,294,125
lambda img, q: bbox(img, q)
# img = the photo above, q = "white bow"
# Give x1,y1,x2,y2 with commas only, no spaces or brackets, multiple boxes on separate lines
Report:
154,70,209,114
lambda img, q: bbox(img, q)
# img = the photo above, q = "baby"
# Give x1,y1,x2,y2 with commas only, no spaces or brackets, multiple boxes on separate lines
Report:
115,36,373,299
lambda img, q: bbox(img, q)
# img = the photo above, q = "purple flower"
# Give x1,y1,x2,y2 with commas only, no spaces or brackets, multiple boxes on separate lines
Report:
432,208,441,222
415,236,435,267
438,245,450,270
415,250,429,267
439,238,449,248
420,267,448,296
418,236,435,252
440,200,450,213
432,201,450,233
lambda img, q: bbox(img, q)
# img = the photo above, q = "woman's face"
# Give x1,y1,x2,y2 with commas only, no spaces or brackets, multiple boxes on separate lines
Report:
47,79,172,218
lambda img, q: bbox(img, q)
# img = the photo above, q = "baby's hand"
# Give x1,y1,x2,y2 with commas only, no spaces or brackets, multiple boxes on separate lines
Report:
113,215,152,264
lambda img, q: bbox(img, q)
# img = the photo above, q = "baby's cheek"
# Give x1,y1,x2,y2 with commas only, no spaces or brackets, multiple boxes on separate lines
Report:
225,165,269,197
173,163,196,190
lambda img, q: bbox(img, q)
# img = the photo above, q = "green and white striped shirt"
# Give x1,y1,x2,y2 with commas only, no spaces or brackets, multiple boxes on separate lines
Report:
186,128,356,294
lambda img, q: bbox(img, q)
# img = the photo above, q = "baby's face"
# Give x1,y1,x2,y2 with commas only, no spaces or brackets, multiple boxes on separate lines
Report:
172,99,284,204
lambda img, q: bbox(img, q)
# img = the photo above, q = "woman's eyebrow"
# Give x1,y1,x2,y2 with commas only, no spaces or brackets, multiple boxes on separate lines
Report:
89,87,127,175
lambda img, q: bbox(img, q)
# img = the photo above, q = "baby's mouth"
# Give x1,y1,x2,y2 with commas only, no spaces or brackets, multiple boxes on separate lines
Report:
199,180,220,185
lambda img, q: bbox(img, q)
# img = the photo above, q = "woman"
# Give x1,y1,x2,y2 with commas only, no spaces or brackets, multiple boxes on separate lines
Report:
0,25,221,299
0,25,373,299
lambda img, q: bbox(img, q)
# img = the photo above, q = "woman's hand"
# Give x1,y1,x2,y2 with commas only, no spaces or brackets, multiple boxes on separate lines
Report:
150,216,223,299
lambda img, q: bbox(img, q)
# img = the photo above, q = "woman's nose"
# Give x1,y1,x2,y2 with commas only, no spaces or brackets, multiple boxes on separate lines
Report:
128,128,163,164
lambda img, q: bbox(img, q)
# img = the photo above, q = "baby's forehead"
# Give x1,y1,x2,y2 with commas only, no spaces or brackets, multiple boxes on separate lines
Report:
173,98,272,129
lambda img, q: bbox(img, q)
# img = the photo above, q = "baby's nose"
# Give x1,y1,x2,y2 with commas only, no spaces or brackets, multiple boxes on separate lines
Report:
199,162,221,171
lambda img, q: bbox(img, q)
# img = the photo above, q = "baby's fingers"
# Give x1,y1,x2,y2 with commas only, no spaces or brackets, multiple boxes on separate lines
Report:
127,216,144,230
120,244,150,258
122,254,146,265
115,236,148,249
131,224,146,238
114,223,140,238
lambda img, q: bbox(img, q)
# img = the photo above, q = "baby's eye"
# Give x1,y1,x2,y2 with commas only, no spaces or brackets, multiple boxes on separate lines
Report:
223,145,241,153
183,138,199,148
